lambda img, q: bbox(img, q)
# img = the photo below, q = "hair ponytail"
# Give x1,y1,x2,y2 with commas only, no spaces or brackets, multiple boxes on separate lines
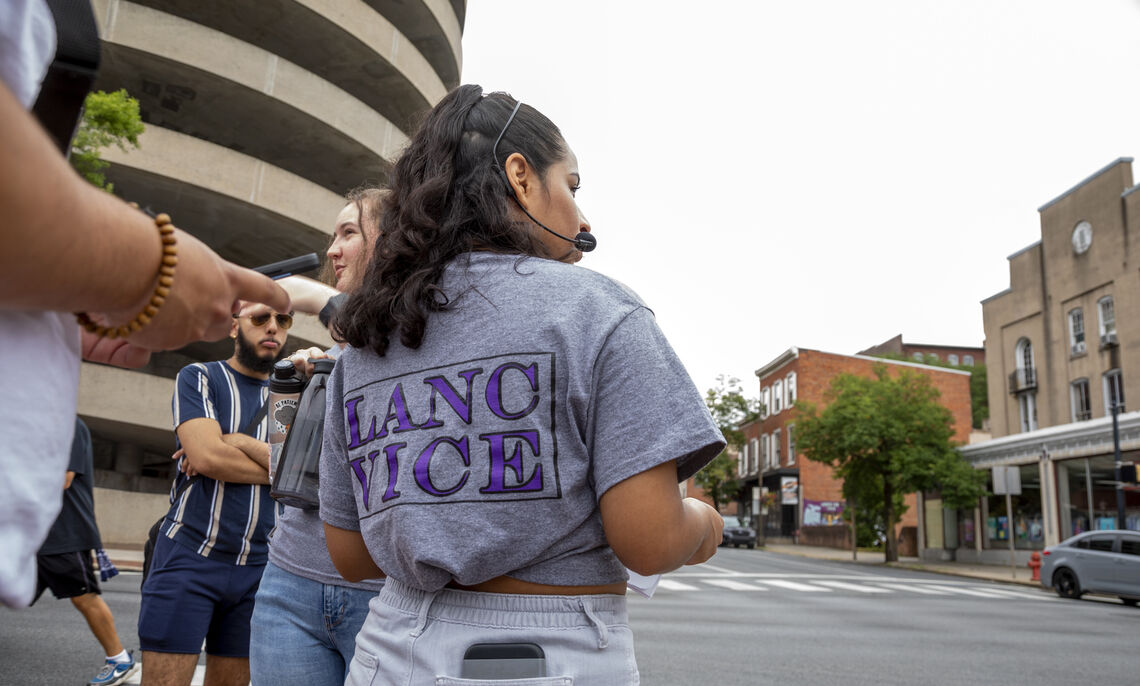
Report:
336,85,568,356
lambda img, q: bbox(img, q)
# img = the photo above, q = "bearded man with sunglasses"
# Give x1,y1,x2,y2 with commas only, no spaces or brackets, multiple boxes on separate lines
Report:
138,305,293,686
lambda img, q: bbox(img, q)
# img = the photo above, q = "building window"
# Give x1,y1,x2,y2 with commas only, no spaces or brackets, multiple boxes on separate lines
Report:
1069,308,1086,355
748,438,758,474
948,354,959,366
912,352,924,362
1098,296,1116,344
785,372,796,407
772,429,781,469
1104,369,1125,415
760,434,768,470
964,355,974,366
1070,379,1091,422
786,424,796,465
760,387,770,419
772,380,783,414
1018,393,1037,433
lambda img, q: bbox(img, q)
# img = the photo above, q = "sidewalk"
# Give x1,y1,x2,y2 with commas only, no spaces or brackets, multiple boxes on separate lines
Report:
760,542,1040,587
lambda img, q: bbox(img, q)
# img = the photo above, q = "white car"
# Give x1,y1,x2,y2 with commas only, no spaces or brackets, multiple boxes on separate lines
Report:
1040,530,1140,605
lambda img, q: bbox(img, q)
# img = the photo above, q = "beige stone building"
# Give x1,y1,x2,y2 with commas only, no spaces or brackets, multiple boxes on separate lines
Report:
983,157,1137,437
939,158,1140,563
81,0,465,545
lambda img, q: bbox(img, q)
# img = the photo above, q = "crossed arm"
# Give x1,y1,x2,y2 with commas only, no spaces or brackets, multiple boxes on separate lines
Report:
175,417,269,484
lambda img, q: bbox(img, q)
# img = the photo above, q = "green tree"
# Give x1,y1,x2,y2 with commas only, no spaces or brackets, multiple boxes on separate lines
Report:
794,365,987,562
70,89,145,192
695,376,760,511
871,352,989,430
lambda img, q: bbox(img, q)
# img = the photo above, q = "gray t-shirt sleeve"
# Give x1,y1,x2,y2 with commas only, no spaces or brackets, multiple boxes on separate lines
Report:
319,359,362,532
588,307,725,497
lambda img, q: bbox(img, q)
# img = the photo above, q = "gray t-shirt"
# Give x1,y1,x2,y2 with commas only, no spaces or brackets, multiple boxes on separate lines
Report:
319,253,724,592
268,347,385,591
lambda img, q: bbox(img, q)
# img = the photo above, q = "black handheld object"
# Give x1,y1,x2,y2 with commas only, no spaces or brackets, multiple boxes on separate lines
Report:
460,643,546,679
253,253,321,280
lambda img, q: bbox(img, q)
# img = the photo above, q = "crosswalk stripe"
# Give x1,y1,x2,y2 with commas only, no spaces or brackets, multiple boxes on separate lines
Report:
921,584,1011,598
813,580,892,593
703,578,768,591
757,579,832,592
969,587,1053,601
657,579,700,591
871,583,951,595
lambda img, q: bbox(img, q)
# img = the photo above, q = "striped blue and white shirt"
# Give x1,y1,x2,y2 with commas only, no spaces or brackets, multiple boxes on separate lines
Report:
163,360,273,565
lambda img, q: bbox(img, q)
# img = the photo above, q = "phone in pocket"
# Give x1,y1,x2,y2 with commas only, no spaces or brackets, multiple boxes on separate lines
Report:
460,642,546,679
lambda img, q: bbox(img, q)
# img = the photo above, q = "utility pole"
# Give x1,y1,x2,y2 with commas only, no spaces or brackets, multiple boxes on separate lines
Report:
1109,343,1126,529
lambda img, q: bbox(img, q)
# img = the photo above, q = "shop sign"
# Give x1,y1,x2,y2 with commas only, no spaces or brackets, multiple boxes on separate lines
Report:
780,476,798,505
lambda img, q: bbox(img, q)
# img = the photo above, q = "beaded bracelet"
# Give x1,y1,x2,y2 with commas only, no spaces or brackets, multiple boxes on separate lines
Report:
76,209,178,339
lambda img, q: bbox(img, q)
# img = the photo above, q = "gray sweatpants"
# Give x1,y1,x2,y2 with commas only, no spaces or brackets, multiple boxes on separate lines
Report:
347,577,639,685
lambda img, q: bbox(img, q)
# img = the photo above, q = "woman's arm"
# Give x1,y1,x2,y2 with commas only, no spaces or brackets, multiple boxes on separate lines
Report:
274,275,339,315
324,522,385,582
599,460,724,576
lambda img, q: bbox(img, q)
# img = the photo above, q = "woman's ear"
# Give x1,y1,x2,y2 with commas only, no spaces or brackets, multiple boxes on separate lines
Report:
503,152,533,209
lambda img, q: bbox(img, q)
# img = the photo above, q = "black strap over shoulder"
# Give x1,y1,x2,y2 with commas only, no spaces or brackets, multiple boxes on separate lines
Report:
31,0,101,155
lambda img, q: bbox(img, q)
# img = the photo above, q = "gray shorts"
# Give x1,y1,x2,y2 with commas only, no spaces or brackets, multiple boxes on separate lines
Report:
347,577,639,685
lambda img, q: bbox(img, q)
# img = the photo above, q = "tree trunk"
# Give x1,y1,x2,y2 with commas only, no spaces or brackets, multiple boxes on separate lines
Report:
883,477,898,563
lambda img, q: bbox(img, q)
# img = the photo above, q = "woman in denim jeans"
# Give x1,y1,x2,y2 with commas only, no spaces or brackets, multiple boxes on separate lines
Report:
248,187,385,685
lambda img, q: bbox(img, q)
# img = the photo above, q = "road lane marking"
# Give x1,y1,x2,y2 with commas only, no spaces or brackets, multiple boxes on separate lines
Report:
703,578,768,591
657,579,700,591
921,584,1011,598
967,586,1054,601
813,580,891,593
871,583,951,595
757,580,832,592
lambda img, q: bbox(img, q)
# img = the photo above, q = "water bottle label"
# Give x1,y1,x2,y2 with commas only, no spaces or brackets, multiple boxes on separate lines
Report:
272,398,299,435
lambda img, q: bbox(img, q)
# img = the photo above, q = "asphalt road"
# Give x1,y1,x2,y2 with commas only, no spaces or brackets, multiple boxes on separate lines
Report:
632,547,1140,685
3,549,1138,685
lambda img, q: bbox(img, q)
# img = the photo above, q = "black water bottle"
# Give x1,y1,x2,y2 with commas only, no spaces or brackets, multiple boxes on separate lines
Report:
268,360,303,485
271,358,335,509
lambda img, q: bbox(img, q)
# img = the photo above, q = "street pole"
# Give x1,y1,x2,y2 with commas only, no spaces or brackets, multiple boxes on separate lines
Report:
1110,343,1126,530
851,497,857,562
1006,491,1015,579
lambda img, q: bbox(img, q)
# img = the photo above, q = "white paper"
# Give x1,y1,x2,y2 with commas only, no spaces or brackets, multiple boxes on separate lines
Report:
625,570,660,598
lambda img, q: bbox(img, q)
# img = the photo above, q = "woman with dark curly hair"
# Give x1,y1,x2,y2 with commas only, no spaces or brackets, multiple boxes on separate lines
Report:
319,84,725,684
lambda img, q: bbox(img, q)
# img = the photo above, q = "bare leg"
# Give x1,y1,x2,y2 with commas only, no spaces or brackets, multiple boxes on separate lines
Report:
70,592,124,656
203,654,250,686
141,651,199,686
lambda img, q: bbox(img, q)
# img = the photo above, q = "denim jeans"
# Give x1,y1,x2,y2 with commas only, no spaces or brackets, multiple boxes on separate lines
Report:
250,561,380,686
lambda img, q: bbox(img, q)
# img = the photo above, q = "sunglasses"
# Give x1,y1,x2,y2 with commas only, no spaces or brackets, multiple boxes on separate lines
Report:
235,312,294,330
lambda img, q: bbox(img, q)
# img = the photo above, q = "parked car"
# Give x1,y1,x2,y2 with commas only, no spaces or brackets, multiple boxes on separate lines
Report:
721,515,757,549
1040,530,1140,605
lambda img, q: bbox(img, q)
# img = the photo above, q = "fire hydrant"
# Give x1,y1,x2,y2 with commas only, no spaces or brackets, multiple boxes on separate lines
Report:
1028,551,1042,582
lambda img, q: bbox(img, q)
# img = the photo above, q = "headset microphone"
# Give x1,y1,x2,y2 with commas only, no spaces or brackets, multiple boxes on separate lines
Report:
491,100,598,254
515,203,597,253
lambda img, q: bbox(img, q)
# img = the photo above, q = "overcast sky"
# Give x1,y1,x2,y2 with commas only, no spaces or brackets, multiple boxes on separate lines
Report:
459,1,1140,399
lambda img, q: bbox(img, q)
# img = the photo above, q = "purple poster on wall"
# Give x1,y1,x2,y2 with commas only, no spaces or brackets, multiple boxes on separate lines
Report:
803,499,844,526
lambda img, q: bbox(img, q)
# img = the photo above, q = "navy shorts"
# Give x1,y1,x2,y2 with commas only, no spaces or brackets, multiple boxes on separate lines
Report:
33,550,99,603
138,534,265,656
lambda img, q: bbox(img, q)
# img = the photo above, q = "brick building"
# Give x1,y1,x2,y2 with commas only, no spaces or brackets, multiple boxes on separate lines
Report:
859,334,984,369
738,348,973,552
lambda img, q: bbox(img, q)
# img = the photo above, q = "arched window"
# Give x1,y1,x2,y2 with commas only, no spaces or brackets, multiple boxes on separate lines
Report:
1098,296,1116,344
1069,308,1086,355
1016,338,1034,371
